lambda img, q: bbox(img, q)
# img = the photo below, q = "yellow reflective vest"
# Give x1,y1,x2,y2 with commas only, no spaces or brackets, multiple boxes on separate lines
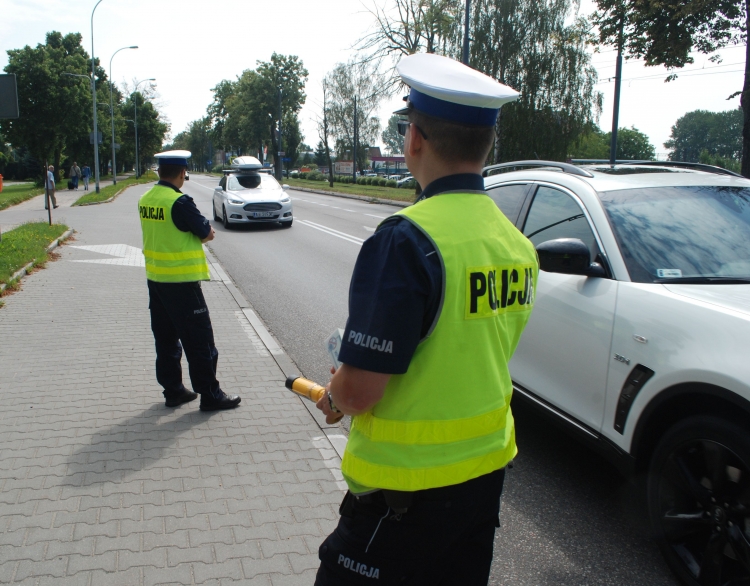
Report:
341,192,539,492
138,184,210,283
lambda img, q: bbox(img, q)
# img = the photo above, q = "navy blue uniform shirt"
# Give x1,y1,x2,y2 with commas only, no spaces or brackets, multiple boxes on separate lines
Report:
338,173,485,374
158,180,211,240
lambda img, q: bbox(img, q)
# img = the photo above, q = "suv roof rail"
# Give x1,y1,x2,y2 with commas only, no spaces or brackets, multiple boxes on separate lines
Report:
617,160,744,178
482,160,594,178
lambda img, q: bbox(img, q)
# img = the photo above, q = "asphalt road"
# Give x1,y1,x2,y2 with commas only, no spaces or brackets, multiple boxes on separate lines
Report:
183,173,680,586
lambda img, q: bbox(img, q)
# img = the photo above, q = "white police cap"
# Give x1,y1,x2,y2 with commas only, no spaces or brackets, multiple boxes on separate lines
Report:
394,53,519,126
154,149,191,166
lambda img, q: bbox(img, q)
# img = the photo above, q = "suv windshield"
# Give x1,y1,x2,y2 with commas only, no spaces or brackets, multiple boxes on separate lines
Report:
600,185,750,283
228,174,278,190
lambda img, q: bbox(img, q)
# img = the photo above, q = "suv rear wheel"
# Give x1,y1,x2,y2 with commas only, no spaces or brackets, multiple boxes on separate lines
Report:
648,416,750,585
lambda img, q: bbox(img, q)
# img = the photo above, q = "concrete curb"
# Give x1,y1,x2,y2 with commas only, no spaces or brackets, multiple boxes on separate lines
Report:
288,185,412,208
0,228,74,294
202,245,348,459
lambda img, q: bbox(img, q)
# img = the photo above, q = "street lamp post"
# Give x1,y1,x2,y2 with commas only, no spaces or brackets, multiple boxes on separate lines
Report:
90,0,106,194
109,46,138,185
133,78,155,178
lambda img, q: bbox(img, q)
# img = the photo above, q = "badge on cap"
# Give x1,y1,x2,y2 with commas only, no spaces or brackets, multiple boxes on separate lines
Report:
154,149,191,166
394,53,519,126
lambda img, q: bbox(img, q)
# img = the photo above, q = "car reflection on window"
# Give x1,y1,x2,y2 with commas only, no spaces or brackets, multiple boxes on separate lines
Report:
600,186,750,283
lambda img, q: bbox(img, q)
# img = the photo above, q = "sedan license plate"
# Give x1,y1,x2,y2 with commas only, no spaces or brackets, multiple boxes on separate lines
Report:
252,212,275,218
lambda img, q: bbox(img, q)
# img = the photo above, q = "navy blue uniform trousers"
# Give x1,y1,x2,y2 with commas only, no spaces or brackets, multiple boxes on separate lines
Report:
315,468,505,585
147,280,220,397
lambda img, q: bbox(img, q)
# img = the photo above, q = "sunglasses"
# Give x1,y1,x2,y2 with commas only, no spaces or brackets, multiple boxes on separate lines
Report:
397,119,428,140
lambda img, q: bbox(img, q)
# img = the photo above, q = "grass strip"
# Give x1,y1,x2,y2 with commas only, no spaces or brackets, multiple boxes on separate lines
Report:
72,170,158,205
0,222,69,285
0,182,64,211
283,177,415,203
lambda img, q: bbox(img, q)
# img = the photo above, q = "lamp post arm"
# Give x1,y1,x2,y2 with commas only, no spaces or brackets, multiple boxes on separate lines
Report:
109,45,137,185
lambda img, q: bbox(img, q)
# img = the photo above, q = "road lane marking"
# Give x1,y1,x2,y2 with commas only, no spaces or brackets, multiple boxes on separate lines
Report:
363,226,375,232
186,181,215,192
297,220,364,245
364,213,388,219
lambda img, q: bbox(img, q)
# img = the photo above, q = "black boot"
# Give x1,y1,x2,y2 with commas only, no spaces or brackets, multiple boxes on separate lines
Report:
164,387,198,407
200,389,241,412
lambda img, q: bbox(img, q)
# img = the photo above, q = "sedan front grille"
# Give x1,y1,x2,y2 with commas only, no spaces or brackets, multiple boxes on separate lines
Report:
243,202,282,212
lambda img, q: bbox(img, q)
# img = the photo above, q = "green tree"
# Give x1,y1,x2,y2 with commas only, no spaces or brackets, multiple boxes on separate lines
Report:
314,140,328,167
469,0,601,162
664,109,743,162
570,125,655,159
1,31,106,181
591,0,748,175
324,61,385,174
382,115,404,154
282,113,303,171
359,0,601,163
120,91,168,175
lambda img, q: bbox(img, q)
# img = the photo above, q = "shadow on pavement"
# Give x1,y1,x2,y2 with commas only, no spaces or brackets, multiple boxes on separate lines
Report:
66,402,215,486
488,399,679,585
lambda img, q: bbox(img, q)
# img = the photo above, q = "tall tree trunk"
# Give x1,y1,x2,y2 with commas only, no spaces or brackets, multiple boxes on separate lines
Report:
742,0,750,177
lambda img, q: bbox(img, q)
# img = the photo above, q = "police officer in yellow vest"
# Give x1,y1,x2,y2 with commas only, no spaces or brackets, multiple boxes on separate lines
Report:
139,150,241,411
314,54,539,584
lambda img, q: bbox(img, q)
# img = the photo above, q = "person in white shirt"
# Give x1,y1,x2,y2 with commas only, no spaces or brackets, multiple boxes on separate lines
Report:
45,165,58,210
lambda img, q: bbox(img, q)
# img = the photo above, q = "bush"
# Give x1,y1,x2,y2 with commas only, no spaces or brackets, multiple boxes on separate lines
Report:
386,179,397,188
378,178,387,187
299,172,308,180
212,164,224,173
357,177,365,185
290,172,299,179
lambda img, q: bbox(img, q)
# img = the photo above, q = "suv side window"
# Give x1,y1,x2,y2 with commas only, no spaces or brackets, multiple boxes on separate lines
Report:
486,183,528,224
219,176,227,190
522,186,599,260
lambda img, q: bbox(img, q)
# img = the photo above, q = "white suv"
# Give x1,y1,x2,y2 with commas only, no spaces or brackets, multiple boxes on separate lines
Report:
484,161,750,586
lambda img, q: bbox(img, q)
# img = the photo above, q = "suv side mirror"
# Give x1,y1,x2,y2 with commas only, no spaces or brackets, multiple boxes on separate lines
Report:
536,238,607,278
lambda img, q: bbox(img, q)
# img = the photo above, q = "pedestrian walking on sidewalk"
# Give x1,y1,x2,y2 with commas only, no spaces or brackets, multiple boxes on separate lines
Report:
81,163,91,190
314,54,538,585
138,149,241,412
69,161,81,190
45,165,58,209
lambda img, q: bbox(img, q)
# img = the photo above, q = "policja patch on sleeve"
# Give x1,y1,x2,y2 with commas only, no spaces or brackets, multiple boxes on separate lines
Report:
466,264,536,319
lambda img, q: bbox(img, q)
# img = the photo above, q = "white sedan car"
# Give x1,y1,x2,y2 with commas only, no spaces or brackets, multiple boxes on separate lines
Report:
212,171,293,229
485,160,750,586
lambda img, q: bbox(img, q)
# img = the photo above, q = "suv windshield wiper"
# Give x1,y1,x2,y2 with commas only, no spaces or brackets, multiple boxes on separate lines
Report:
656,276,750,284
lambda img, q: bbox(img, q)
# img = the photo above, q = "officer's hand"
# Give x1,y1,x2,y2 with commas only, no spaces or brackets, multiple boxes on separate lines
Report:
316,380,345,424
202,227,216,243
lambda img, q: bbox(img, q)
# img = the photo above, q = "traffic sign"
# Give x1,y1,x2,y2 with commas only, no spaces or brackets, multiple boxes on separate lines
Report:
89,131,102,144
114,143,120,150
282,157,291,162
278,151,285,156
207,160,212,167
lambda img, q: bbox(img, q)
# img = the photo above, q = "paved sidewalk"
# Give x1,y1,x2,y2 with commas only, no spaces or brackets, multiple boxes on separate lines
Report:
0,183,346,585
0,175,131,234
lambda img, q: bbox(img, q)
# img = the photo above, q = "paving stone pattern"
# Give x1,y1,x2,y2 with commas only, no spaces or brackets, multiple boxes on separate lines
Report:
0,185,341,585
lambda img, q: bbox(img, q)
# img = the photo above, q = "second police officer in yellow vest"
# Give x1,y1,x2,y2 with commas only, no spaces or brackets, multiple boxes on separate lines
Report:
314,54,539,584
138,151,241,411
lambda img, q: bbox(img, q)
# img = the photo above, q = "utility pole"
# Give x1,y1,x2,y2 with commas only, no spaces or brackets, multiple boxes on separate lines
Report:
277,88,283,181
462,0,471,65
352,96,358,183
90,0,105,193
609,17,624,165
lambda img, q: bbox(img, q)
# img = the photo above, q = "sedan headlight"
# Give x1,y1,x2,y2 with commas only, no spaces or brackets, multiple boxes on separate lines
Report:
228,198,244,205
280,197,290,203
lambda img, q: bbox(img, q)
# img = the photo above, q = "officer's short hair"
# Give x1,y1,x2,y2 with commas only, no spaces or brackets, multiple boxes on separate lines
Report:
158,164,184,181
408,109,495,164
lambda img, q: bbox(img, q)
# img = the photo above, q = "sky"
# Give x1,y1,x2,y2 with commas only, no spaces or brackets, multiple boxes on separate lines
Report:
0,0,745,158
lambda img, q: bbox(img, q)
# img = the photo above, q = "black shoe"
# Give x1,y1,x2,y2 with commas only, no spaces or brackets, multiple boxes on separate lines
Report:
200,389,241,411
164,388,198,407
53,205,59,209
